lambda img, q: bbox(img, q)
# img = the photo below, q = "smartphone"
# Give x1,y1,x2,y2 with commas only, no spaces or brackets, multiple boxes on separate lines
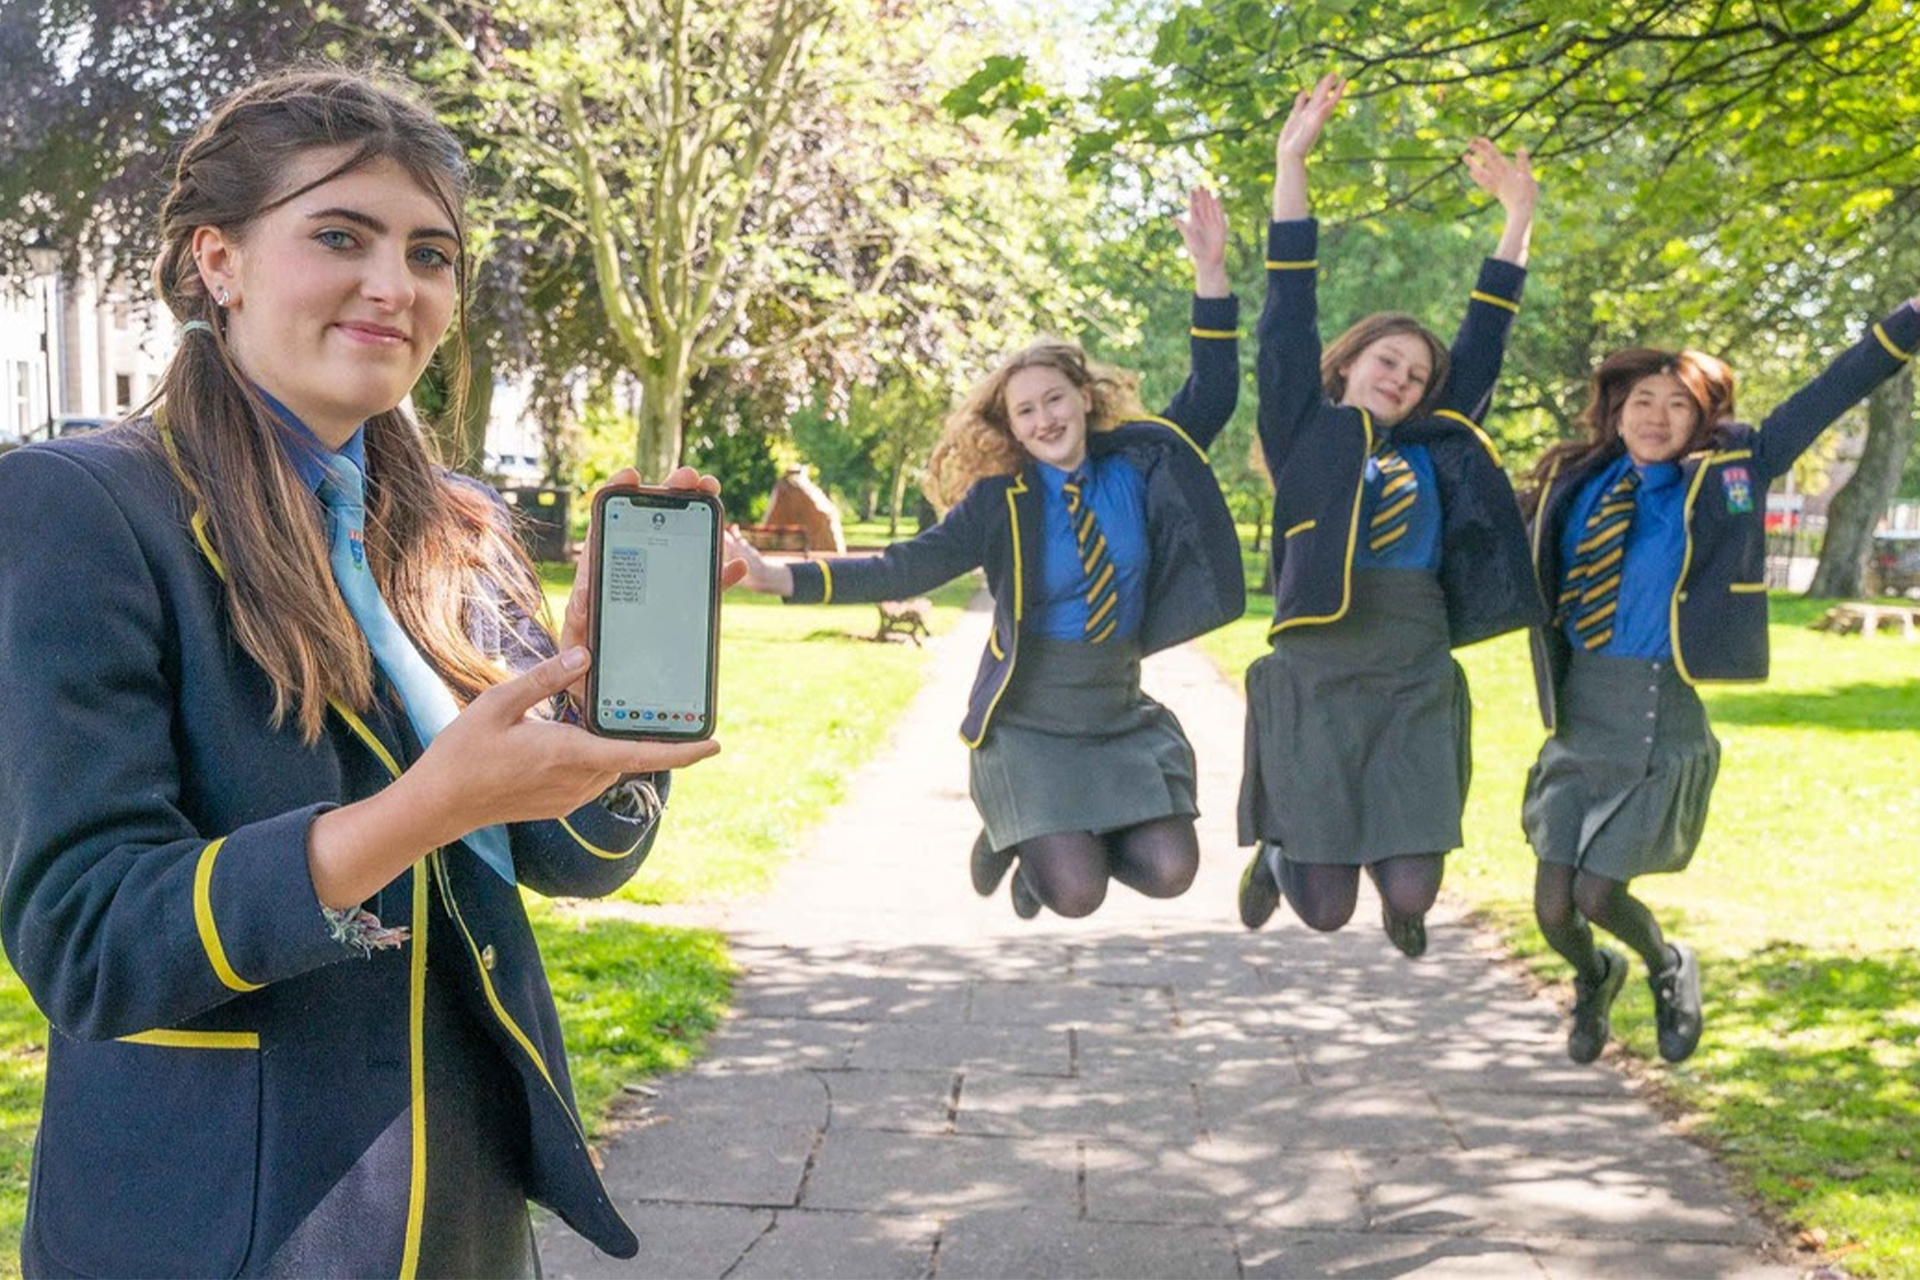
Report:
586,486,723,740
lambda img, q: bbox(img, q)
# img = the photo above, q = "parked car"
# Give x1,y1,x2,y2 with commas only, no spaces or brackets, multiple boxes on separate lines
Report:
1866,530,1920,597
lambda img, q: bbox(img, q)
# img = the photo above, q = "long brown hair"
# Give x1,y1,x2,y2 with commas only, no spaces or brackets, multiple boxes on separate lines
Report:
925,339,1147,508
1322,312,1450,423
1522,347,1737,514
147,67,540,744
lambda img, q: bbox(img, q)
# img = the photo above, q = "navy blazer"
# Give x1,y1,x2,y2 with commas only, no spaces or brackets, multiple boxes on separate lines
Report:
0,423,661,1275
1528,302,1920,728
1257,219,1545,648
786,296,1245,746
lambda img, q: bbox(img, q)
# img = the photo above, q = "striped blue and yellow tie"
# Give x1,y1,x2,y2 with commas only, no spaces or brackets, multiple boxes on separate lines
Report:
1062,479,1119,643
1560,467,1642,651
1368,445,1419,554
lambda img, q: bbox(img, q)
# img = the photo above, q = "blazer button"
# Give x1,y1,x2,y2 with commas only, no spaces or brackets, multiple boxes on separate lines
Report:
1677,591,1689,602
481,944,498,971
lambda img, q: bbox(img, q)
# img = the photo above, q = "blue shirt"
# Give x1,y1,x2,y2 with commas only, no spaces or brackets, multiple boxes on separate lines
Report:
260,390,366,493
1558,454,1687,659
1032,454,1149,642
1353,435,1442,573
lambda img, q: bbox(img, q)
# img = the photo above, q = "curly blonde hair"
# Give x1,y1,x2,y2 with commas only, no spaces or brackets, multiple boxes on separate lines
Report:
925,339,1147,509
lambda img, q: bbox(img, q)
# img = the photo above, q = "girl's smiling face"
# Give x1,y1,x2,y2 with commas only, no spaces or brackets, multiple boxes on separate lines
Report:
1005,364,1094,470
196,149,461,447
1617,372,1701,465
1338,332,1433,426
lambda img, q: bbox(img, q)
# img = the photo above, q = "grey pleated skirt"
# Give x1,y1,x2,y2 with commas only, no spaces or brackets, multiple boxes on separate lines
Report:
1522,650,1720,880
970,638,1198,851
1238,570,1470,864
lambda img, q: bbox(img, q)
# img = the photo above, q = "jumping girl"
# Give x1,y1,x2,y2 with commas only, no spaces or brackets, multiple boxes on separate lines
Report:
1523,297,1919,1064
725,189,1243,920
0,70,734,1274
1236,75,1543,956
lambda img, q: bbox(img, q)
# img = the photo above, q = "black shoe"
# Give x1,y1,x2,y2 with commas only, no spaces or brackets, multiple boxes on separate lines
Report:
1010,865,1042,920
1237,845,1281,930
1381,903,1428,958
1649,941,1703,1063
1567,947,1627,1064
970,829,1015,898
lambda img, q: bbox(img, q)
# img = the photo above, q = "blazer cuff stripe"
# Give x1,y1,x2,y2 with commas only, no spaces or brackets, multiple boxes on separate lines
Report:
1265,259,1316,270
818,560,834,605
1873,323,1915,361
1190,328,1237,339
1470,290,1521,314
193,838,265,994
557,814,644,861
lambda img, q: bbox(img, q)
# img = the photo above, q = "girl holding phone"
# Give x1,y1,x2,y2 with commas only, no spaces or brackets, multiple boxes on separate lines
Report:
1236,76,1543,956
1523,299,1918,1065
0,69,736,1275
726,188,1243,920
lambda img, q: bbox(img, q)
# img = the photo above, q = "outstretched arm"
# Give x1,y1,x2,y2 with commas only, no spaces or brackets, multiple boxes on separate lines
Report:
1751,295,1920,482
1158,187,1241,447
1441,137,1535,425
1259,75,1344,463
1272,74,1344,221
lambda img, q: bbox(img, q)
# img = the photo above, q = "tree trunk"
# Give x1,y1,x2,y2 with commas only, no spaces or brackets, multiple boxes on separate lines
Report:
1808,365,1915,597
887,454,910,541
448,340,494,475
634,369,686,479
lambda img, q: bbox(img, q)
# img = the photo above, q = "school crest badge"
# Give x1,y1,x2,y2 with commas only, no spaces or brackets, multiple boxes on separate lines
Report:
1721,465,1754,514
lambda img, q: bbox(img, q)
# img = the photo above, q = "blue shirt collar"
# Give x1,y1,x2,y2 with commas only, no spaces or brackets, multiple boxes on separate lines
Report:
1035,458,1093,492
1635,458,1684,492
259,390,367,492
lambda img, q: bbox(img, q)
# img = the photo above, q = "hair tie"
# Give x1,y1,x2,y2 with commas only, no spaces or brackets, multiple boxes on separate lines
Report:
181,319,215,337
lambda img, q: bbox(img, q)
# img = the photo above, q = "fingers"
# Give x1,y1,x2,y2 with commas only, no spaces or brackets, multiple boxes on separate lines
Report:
720,557,749,592
481,646,591,721
570,732,722,776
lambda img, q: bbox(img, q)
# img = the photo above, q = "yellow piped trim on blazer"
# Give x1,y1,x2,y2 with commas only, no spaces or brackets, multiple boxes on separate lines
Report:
817,560,834,604
1284,519,1317,539
1873,323,1915,361
557,814,639,861
966,476,1028,750
1432,409,1504,468
1190,328,1236,339
1470,290,1520,314
1135,414,1209,463
1729,582,1768,594
1271,409,1371,636
1265,259,1316,270
399,859,429,1280
120,1029,260,1050
194,838,263,994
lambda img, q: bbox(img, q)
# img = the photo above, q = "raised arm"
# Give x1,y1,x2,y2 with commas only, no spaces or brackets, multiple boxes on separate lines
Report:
1258,75,1344,461
1750,295,1920,482
1440,137,1535,424
1157,186,1241,448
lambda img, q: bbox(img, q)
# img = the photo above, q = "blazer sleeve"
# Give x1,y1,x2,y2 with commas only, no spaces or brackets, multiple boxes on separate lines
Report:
1440,258,1528,424
786,484,988,605
1751,301,1920,483
0,449,355,1041
1255,219,1326,467
1153,294,1242,450
475,572,667,900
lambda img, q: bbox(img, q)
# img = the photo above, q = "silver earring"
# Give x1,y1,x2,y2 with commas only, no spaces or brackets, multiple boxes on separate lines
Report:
217,287,232,306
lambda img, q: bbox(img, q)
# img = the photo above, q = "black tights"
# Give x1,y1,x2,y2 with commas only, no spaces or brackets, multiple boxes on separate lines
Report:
1534,862,1670,981
1279,852,1446,933
1013,816,1200,918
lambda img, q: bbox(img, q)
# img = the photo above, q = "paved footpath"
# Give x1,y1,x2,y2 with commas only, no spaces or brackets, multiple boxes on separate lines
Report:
541,595,1794,1279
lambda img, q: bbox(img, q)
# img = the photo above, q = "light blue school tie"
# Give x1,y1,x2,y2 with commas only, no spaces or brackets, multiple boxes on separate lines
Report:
317,454,516,885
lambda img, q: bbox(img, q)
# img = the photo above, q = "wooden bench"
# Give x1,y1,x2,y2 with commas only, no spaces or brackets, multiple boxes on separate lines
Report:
1812,602,1920,640
737,523,809,552
875,598,932,646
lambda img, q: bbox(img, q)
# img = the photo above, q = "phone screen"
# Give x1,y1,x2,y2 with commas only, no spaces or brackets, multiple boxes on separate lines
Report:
591,492,719,737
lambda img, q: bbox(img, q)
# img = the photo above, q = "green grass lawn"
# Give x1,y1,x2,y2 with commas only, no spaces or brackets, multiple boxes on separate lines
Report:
0,558,981,1272
1201,591,1920,1278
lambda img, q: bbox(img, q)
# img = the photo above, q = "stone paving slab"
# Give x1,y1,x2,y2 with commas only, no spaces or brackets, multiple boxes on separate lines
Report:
541,598,1795,1277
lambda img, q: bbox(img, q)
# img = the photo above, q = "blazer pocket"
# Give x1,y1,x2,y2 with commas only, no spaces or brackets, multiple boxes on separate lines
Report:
33,1033,261,1278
